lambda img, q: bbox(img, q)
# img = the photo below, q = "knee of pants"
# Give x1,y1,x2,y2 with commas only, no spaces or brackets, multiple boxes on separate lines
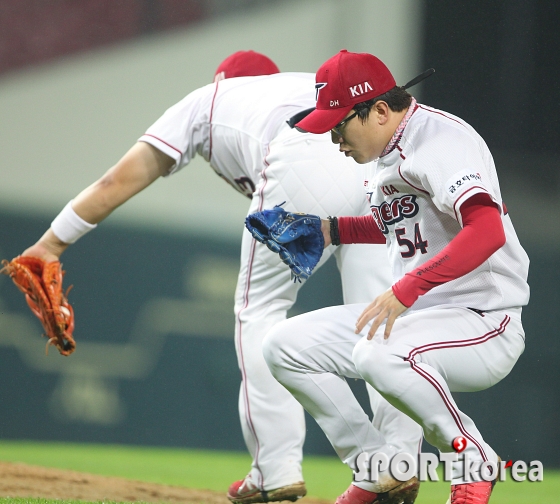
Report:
352,339,402,396
262,318,296,381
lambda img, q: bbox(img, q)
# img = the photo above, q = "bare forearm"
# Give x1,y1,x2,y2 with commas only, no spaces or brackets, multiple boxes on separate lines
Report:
72,142,173,223
22,142,173,260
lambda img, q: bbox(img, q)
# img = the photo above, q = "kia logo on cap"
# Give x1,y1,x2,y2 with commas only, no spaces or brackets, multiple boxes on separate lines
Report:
349,81,374,98
315,82,327,101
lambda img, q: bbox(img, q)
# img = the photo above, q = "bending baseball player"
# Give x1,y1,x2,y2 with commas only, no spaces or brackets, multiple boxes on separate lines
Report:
16,51,423,503
258,50,530,504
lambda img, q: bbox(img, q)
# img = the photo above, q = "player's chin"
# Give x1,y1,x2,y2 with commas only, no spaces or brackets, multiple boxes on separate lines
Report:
348,152,371,164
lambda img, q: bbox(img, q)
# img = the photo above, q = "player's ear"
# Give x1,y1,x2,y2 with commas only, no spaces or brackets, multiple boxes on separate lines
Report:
374,101,390,125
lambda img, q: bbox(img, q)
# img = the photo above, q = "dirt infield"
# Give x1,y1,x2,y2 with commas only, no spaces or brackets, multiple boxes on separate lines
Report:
0,461,331,504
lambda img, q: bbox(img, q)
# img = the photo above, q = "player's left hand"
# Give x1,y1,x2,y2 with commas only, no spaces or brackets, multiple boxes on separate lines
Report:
21,229,69,263
355,289,407,340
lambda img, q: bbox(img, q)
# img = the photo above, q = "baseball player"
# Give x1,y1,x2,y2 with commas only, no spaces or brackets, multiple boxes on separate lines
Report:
261,50,530,504
19,51,423,503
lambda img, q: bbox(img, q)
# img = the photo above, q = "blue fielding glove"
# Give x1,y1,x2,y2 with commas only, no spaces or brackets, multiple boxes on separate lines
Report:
245,204,325,282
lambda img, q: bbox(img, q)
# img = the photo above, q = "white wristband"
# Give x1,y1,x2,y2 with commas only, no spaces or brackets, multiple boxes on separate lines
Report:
51,200,97,244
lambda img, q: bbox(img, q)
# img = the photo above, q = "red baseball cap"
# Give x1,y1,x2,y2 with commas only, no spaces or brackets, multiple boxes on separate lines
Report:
213,50,280,82
296,50,396,134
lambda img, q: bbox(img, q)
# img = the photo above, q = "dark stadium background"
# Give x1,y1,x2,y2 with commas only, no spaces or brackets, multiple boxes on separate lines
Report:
0,0,558,468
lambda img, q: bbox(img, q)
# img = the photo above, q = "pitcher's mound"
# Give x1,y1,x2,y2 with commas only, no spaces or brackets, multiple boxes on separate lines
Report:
0,461,331,504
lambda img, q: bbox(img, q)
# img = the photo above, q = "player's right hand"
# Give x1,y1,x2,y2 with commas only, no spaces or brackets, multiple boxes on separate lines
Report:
355,288,407,340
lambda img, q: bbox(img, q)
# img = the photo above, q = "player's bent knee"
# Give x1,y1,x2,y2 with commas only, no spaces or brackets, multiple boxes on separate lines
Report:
352,339,401,395
352,338,386,380
262,319,293,379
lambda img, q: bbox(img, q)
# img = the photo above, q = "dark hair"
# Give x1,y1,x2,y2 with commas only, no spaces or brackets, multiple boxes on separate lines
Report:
354,86,412,122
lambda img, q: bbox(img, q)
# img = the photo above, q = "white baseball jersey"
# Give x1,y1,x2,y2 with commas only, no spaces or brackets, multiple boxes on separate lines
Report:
365,104,530,312
139,73,317,198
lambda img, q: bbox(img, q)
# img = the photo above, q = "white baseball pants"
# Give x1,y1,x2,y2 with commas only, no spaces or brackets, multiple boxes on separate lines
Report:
263,303,525,489
234,126,421,490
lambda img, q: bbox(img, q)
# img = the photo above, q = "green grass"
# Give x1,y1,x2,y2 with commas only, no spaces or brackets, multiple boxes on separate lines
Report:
0,501,120,504
0,440,558,503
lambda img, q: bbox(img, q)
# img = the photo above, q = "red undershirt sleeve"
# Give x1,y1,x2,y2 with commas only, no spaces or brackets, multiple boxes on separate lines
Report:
391,193,505,307
338,215,386,244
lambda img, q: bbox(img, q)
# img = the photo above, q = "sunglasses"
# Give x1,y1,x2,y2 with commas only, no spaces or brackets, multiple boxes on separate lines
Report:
331,110,359,137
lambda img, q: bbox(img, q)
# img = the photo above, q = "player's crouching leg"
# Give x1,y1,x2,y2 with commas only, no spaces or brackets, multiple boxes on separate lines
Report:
264,311,421,504
351,334,498,504
262,317,302,387
262,305,365,410
352,337,412,400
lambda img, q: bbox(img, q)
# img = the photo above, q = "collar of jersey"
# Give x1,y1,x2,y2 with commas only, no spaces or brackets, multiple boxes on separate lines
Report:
379,97,418,158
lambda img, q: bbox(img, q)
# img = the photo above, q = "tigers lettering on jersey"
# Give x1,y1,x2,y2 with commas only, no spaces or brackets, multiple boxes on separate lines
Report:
370,194,419,234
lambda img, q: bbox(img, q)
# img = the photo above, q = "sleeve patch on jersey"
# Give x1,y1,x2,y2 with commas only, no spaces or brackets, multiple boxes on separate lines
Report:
446,171,483,196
